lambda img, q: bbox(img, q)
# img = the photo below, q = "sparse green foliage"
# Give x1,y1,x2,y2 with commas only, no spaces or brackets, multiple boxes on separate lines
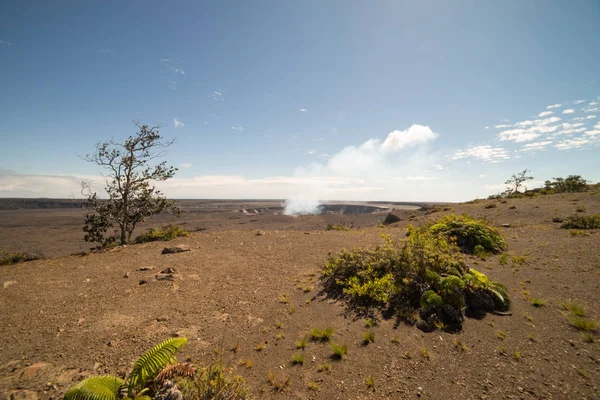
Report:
544,175,589,193
365,376,376,390
181,360,250,400
498,254,509,265
295,338,307,349
505,169,534,194
82,123,181,247
310,328,334,342
0,250,42,265
561,214,600,229
330,343,348,360
363,319,374,328
390,336,400,344
134,225,189,243
326,223,351,231
484,203,497,209
497,330,506,340
419,347,430,359
583,333,595,343
307,381,320,391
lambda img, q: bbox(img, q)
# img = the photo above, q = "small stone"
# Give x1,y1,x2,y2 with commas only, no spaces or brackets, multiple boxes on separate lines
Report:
139,279,148,285
156,316,169,322
124,272,130,278
162,245,190,254
156,274,176,281
3,281,17,289
500,223,511,228
255,230,265,236
138,266,154,271
161,267,177,274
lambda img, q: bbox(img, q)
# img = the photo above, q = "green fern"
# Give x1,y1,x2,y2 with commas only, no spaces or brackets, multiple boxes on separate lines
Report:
64,375,125,400
126,337,188,396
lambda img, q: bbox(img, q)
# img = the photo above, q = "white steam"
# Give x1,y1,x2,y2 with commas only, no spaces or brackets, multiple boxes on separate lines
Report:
282,198,321,215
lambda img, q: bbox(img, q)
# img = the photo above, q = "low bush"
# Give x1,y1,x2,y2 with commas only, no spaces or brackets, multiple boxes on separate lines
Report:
560,214,600,230
428,214,507,254
0,250,42,265
321,222,511,333
134,225,190,243
326,223,352,231
180,360,251,400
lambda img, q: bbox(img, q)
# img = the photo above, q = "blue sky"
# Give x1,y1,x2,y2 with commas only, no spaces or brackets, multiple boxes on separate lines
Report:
1,0,599,201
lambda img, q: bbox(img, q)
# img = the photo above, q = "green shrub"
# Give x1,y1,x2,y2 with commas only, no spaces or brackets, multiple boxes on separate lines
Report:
326,223,351,231
134,225,190,243
561,214,600,230
310,328,334,342
330,343,348,359
321,225,511,332
0,250,42,265
428,214,507,254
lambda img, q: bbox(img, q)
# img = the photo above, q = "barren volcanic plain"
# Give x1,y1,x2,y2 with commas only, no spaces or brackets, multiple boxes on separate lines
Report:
1,193,599,399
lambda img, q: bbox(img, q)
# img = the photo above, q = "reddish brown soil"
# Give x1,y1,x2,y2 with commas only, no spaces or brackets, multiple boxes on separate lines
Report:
1,193,599,399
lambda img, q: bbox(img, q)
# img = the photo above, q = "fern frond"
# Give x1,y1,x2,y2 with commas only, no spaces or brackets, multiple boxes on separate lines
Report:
126,337,188,395
64,375,124,400
487,282,511,311
154,362,196,384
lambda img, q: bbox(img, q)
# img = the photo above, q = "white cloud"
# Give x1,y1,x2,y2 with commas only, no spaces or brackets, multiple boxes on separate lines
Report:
380,124,438,151
585,122,600,137
498,116,561,142
307,149,315,155
231,126,244,133
520,141,553,151
538,111,553,117
173,118,184,128
174,68,185,75
406,176,437,181
431,164,445,170
589,102,598,106
450,145,510,162
563,109,575,114
573,99,586,104
554,137,591,150
546,103,561,109
494,124,512,128
300,108,307,112
484,126,489,129
584,107,600,113
478,174,486,178
0,39,13,46
180,163,192,168
101,49,112,53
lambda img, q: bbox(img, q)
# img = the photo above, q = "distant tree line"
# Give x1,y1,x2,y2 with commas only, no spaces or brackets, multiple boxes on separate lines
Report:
488,170,592,199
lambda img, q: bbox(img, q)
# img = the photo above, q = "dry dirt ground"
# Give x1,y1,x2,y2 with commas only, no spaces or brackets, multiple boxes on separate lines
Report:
1,193,599,399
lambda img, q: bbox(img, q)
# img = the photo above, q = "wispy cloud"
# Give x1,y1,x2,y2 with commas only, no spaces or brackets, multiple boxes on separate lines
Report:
585,122,600,137
497,116,561,142
554,137,592,150
573,99,586,105
0,39,13,46
300,108,307,112
173,118,184,128
546,103,561,109
538,111,553,117
231,126,244,133
563,109,575,114
101,48,112,53
180,163,192,169
494,124,512,128
210,91,224,102
520,141,553,152
168,81,177,90
160,58,185,75
583,106,600,113
307,149,315,155
174,68,185,75
450,145,510,162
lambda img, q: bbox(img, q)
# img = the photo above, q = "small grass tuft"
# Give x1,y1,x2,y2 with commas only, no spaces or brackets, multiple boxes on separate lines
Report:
363,319,374,328
307,381,320,391
0,250,42,266
530,298,545,308
291,353,305,366
498,253,509,265
362,331,375,345
317,363,332,373
419,347,430,359
267,371,290,392
365,376,376,390
497,330,507,340
229,343,239,353
561,302,586,317
134,225,189,243
310,327,334,342
390,336,400,344
295,338,308,349
239,359,253,368
583,333,595,343
255,343,266,352
330,343,348,360
568,316,597,332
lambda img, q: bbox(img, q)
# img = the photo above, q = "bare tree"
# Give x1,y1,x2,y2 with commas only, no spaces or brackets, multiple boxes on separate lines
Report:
82,122,180,247
505,169,534,194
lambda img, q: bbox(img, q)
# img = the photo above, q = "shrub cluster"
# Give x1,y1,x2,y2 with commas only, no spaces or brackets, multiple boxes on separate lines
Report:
544,175,589,193
134,225,190,243
321,217,510,332
560,214,600,230
428,214,507,254
0,250,42,266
